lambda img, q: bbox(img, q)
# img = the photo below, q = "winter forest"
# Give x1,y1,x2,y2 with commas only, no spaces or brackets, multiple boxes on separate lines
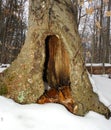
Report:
0,0,111,130
0,0,111,64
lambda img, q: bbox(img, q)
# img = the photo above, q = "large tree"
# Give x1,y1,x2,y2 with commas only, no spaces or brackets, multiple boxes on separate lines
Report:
0,0,110,119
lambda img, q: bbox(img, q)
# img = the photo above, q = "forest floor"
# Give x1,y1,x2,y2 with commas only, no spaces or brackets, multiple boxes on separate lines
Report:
0,64,111,130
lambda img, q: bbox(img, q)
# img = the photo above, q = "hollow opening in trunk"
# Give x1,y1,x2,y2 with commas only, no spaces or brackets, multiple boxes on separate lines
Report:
43,35,70,89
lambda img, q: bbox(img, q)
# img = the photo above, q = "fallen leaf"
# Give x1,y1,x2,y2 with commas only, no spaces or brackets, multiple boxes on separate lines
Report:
86,7,94,15
106,11,111,17
95,21,102,29
37,86,75,113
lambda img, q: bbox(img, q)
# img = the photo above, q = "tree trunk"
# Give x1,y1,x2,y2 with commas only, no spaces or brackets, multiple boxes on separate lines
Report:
99,0,103,63
105,0,111,62
0,0,110,119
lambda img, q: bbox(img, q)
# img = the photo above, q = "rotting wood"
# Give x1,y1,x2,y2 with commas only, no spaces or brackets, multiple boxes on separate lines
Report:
37,86,74,113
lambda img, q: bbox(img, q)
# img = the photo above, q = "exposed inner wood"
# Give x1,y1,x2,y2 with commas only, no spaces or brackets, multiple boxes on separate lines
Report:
43,35,70,88
41,35,73,113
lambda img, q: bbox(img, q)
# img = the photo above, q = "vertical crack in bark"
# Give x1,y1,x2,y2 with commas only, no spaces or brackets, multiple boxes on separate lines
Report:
48,0,54,28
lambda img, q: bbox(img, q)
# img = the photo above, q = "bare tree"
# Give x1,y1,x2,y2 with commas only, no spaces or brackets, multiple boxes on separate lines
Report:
0,0,27,63
105,0,111,62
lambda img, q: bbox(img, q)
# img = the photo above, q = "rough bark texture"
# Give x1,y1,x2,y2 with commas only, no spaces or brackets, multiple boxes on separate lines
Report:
0,0,110,118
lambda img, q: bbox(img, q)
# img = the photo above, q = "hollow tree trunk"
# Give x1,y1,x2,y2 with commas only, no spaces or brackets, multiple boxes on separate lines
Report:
0,0,110,118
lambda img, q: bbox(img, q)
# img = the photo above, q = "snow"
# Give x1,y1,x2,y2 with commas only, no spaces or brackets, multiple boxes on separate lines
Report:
0,64,10,73
0,65,111,130
91,75,111,107
86,63,111,67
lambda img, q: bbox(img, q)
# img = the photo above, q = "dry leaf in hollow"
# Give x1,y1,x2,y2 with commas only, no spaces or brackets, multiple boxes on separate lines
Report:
37,86,74,113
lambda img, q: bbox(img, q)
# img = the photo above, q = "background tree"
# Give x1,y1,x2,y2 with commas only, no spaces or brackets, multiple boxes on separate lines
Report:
79,0,111,63
0,0,27,63
105,0,111,62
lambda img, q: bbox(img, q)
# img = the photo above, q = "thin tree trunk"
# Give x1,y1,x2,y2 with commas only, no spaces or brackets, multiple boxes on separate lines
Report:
105,0,111,62
99,0,103,63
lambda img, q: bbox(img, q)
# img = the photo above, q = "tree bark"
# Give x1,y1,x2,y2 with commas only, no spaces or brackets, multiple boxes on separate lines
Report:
0,0,110,119
99,0,103,63
105,0,111,62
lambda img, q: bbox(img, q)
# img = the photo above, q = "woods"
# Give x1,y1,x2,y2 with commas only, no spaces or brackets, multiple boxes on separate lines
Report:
0,0,111,64
78,0,111,63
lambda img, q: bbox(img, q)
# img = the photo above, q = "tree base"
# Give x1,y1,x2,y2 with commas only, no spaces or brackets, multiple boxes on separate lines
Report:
37,85,111,119
37,86,74,113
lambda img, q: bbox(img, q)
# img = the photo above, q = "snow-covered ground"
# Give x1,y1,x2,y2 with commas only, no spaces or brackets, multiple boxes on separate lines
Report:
0,65,111,130
0,64,10,73
86,63,111,67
